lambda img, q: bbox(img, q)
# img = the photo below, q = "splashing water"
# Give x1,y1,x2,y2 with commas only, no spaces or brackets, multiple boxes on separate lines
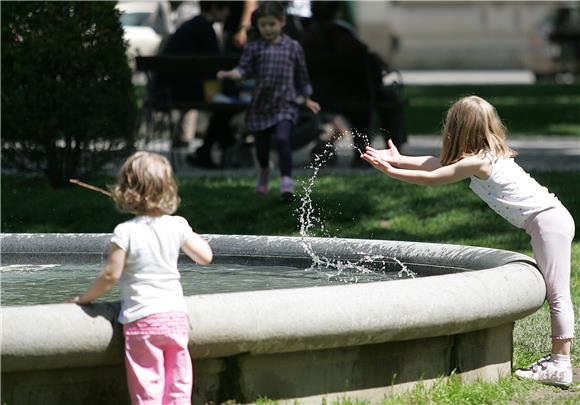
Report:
297,129,415,283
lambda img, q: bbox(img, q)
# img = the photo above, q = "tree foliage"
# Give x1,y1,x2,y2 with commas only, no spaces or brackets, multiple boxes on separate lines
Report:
1,1,137,186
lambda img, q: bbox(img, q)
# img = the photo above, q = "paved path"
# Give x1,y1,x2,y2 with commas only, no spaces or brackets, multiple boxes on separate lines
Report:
162,135,580,177
400,135,580,172
396,70,535,85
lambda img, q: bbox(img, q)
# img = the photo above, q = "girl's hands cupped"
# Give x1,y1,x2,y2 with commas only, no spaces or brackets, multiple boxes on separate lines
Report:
361,152,393,174
365,140,401,166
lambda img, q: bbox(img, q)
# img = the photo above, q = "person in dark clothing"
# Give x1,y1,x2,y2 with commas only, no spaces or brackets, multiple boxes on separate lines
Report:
153,1,238,169
223,1,258,54
282,0,312,41
156,1,229,102
300,1,406,160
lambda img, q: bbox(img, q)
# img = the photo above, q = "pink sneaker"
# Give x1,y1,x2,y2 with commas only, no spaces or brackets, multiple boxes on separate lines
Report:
280,176,295,201
256,170,269,194
514,355,573,388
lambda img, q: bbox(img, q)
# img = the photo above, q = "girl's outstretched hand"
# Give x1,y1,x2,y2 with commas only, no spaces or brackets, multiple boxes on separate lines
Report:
365,139,401,166
360,152,393,174
305,98,321,114
217,69,242,80
67,296,81,304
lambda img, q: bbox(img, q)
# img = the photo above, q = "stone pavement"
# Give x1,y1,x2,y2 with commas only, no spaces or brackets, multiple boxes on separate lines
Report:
163,134,580,177
399,135,580,172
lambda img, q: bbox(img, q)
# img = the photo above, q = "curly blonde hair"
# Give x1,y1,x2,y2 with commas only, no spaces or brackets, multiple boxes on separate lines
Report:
112,151,180,215
440,95,516,165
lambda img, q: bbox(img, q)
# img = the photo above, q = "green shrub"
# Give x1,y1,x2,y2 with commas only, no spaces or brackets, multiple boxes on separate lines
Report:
1,1,137,186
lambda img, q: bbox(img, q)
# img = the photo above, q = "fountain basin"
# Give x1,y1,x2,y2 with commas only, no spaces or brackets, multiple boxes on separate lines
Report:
1,233,545,404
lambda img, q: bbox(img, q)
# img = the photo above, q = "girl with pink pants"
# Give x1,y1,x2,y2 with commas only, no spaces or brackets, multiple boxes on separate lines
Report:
70,152,214,403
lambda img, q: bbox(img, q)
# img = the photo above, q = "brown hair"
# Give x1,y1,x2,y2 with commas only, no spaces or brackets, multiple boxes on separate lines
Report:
112,151,180,215
255,1,286,21
440,95,516,165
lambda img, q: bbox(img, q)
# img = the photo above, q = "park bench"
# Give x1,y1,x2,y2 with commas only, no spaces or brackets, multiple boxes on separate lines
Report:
134,54,250,167
135,54,248,113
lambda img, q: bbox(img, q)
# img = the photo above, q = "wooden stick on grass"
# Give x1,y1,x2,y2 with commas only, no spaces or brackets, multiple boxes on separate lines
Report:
69,178,112,197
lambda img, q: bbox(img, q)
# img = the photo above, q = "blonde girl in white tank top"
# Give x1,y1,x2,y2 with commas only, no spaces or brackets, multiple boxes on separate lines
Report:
361,95,575,388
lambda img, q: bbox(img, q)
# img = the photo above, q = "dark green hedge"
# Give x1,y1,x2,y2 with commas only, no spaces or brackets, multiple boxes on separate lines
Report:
1,1,137,186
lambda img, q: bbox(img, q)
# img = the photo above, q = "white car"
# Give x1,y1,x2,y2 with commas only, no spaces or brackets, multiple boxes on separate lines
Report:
116,1,174,61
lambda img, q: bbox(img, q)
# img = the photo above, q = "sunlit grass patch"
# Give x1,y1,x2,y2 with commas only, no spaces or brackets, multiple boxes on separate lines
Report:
404,84,580,136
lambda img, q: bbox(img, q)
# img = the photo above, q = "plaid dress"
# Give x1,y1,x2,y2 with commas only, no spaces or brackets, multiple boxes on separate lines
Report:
237,34,313,132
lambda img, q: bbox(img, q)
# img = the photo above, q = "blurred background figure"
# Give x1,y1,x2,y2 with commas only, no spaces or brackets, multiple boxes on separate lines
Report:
547,3,580,81
527,2,580,83
148,1,240,168
283,0,312,41
170,1,200,28
157,1,229,102
301,1,406,166
223,0,259,53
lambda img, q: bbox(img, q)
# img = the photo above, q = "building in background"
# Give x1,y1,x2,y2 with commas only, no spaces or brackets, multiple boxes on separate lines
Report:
354,0,578,80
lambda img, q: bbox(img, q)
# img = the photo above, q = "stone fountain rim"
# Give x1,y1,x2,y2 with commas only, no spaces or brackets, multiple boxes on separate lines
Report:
1,233,545,372
1,232,534,270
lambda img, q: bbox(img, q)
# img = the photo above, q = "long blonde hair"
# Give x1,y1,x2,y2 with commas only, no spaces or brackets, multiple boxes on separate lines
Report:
440,95,516,165
112,151,180,215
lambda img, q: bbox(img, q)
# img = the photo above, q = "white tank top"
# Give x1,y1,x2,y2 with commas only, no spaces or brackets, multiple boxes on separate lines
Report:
469,156,560,228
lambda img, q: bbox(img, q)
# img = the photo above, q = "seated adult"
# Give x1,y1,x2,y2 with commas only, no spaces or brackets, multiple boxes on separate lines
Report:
300,1,406,158
154,1,229,102
152,1,236,168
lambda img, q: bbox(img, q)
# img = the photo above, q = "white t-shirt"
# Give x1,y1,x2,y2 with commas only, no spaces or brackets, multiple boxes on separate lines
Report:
111,215,194,324
469,156,560,228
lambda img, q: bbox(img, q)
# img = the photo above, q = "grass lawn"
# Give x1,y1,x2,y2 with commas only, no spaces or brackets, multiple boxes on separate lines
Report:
2,170,579,403
403,84,580,136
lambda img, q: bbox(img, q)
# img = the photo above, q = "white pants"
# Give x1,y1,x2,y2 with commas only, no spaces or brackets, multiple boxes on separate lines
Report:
525,205,575,340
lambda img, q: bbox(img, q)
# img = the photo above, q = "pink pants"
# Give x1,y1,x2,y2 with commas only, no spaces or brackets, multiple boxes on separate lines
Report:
525,206,575,340
123,312,193,405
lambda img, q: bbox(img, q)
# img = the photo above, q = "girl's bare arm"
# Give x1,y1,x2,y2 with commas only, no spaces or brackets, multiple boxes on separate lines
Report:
217,68,242,80
364,141,442,171
396,155,442,171
182,233,213,265
71,244,126,304
362,153,489,187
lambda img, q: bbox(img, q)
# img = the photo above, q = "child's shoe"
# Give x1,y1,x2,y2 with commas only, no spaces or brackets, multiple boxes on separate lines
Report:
280,176,295,201
256,169,269,194
514,355,573,388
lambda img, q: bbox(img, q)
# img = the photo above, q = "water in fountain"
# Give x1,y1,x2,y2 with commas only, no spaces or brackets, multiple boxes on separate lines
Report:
2,262,378,306
297,127,415,282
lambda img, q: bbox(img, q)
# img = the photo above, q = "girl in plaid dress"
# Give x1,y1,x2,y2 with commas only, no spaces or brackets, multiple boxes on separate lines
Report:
218,1,320,201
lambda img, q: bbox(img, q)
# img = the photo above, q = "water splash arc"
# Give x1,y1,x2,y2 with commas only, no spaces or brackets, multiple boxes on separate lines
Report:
296,133,415,282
